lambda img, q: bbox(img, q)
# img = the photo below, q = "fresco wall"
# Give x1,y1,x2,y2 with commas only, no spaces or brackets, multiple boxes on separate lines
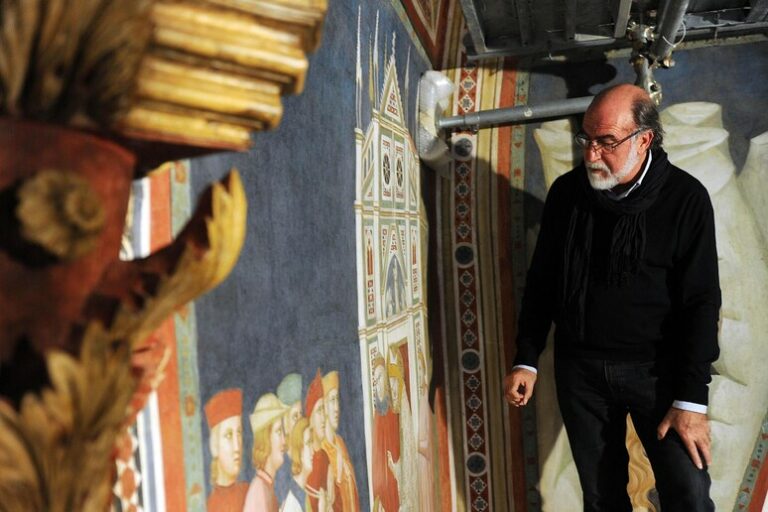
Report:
110,0,472,509
352,5,459,508
150,1,450,511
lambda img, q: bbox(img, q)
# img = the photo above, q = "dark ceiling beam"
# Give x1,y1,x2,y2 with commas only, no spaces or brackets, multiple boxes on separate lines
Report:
685,8,753,29
612,0,633,38
466,35,622,60
564,0,577,40
459,0,489,54
463,22,768,60
676,20,768,36
515,0,533,46
747,0,768,21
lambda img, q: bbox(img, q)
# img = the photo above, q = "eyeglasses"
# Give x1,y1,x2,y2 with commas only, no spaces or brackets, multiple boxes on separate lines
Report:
574,129,645,154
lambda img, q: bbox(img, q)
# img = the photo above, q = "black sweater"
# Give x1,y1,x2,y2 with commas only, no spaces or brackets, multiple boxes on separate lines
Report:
513,155,721,405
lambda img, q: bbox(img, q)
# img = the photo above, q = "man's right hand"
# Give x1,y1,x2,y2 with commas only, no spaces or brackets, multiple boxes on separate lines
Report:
504,367,537,407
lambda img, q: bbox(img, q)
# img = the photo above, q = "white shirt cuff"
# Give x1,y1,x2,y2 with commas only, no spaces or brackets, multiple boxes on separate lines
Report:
512,364,538,374
672,400,707,414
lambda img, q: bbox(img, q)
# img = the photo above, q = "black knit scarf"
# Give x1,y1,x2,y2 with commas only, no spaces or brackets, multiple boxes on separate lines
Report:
561,149,671,341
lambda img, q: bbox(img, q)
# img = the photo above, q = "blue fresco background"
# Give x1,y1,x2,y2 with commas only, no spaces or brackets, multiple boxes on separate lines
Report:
187,0,431,508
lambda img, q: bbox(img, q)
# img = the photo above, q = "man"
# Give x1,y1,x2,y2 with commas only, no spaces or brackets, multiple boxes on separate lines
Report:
371,354,400,512
504,84,720,511
387,352,417,511
281,417,314,512
321,370,359,512
305,369,336,511
204,388,249,512
243,392,288,512
274,373,304,505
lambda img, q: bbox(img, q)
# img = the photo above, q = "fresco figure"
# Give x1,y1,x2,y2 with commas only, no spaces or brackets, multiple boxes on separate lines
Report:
367,235,374,275
385,256,406,317
662,104,768,508
371,354,400,512
205,389,249,512
505,85,720,511
244,393,288,512
387,351,417,511
274,373,304,505
280,418,313,512
416,348,436,512
321,371,359,512
305,369,335,511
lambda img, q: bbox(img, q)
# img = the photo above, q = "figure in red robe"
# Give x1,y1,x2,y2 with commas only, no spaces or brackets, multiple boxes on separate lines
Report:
371,356,400,512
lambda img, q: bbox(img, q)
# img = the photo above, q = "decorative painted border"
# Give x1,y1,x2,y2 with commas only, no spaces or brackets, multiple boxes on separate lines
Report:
445,50,544,512
449,53,494,511
129,161,206,512
168,162,207,512
493,61,540,512
736,411,768,511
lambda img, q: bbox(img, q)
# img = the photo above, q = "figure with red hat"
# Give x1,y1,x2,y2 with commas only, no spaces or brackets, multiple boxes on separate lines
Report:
305,369,336,512
204,388,249,512
370,354,400,512
321,371,359,512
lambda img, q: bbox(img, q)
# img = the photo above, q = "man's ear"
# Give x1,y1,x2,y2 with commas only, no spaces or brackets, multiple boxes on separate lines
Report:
640,130,654,151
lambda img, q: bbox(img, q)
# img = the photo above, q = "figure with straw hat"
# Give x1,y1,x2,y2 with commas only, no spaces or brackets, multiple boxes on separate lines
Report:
243,393,288,512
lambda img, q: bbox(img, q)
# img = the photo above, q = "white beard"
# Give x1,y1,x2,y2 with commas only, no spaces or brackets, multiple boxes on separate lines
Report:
586,138,640,190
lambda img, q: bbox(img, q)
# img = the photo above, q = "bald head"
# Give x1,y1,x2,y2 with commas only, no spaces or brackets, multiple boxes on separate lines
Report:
590,84,650,112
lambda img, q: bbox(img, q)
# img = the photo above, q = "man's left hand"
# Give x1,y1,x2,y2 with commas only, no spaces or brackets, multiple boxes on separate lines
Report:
656,407,711,470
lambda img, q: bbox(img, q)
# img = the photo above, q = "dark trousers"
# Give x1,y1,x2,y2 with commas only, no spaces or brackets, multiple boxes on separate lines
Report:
554,357,714,512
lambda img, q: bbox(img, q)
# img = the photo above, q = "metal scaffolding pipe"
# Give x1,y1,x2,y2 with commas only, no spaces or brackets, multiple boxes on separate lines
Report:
436,96,593,130
651,0,691,62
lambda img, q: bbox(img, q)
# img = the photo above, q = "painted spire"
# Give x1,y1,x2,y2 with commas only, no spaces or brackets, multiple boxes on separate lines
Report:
368,35,374,107
383,32,388,88
391,31,397,66
404,45,411,133
373,11,379,107
355,5,362,128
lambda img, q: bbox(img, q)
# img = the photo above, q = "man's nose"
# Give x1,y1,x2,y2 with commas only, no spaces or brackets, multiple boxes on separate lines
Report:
584,145,601,162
